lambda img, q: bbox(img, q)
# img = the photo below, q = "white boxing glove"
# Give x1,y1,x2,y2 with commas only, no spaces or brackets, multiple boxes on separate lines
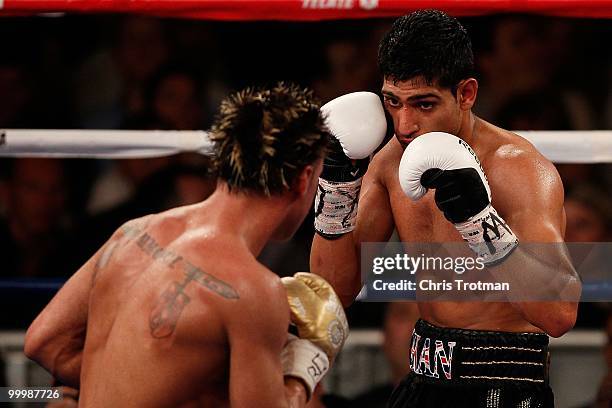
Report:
399,132,518,265
321,92,388,159
315,92,387,238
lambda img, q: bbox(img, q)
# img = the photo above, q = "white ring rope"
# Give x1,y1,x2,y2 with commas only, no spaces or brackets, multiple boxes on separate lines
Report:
0,129,610,163
0,129,214,159
518,130,612,164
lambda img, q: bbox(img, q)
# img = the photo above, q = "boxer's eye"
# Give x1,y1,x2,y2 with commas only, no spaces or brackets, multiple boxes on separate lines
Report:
384,97,401,108
418,102,434,110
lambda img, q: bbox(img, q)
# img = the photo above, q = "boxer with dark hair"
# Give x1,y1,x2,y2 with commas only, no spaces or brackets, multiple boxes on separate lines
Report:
312,10,581,407
25,83,348,407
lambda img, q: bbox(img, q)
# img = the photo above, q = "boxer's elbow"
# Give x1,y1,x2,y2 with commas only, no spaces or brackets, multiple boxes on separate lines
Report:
24,321,51,365
542,303,578,338
534,275,580,337
25,320,64,370
25,327,82,387
545,278,581,337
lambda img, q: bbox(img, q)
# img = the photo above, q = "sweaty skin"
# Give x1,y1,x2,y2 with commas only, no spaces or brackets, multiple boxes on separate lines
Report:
25,179,322,407
311,77,578,336
83,212,245,407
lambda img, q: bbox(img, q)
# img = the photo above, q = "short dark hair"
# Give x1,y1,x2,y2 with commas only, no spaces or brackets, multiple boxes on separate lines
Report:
210,82,329,196
378,9,475,92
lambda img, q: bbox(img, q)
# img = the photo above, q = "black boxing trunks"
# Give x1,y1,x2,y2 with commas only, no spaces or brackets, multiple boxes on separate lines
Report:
388,319,553,408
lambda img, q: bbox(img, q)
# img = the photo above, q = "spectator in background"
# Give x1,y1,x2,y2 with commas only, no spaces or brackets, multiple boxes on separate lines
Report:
564,185,611,243
259,27,383,274
75,16,169,128
564,185,611,328
143,64,206,130
592,371,612,408
87,64,206,215
81,161,216,258
86,115,174,215
311,23,387,103
577,312,612,407
311,38,376,103
87,156,172,215
0,158,79,328
352,302,419,407
492,84,609,216
168,21,229,126
0,61,34,128
0,158,76,278
474,15,595,129
496,92,572,131
555,163,611,198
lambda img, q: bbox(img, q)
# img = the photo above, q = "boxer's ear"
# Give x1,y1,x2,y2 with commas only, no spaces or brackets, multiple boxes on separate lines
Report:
292,164,314,197
457,78,478,111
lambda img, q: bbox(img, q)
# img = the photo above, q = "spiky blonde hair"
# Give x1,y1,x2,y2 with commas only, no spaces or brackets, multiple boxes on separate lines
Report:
210,82,329,196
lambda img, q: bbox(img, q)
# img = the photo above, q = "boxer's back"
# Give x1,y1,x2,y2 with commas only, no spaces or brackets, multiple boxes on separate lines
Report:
79,205,246,407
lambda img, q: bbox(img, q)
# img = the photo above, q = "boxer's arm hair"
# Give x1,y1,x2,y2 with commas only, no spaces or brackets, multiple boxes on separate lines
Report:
227,271,307,408
487,152,581,337
311,158,394,307
23,222,130,387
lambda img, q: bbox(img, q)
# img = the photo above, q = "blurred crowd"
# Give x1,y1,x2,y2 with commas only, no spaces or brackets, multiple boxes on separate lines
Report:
0,12,610,407
0,15,610,327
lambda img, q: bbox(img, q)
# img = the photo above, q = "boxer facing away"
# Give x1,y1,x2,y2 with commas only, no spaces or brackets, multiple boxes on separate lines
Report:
311,10,581,407
24,83,349,407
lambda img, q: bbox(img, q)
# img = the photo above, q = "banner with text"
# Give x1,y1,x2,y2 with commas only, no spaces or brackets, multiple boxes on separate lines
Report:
360,242,610,302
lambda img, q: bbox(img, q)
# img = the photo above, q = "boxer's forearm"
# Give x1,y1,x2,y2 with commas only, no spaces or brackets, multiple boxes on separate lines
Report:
311,93,387,307
493,245,580,295
284,378,308,408
311,233,361,307
489,246,581,337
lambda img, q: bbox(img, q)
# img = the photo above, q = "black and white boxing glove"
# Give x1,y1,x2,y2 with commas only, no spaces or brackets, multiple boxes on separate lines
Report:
399,132,518,265
315,92,387,238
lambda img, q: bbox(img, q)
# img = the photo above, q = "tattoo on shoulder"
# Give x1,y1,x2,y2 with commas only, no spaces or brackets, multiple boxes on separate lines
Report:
92,224,144,283
120,223,142,239
131,231,239,338
95,241,118,273
148,261,239,338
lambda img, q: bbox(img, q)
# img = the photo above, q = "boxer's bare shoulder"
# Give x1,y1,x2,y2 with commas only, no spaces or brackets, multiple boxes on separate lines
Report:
477,119,555,170
491,138,562,202
168,230,290,334
476,120,565,231
219,260,290,332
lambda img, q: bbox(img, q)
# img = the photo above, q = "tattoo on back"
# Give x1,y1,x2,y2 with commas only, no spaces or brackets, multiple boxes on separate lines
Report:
92,223,138,283
95,241,118,272
92,221,239,338
132,228,239,338
95,224,143,269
